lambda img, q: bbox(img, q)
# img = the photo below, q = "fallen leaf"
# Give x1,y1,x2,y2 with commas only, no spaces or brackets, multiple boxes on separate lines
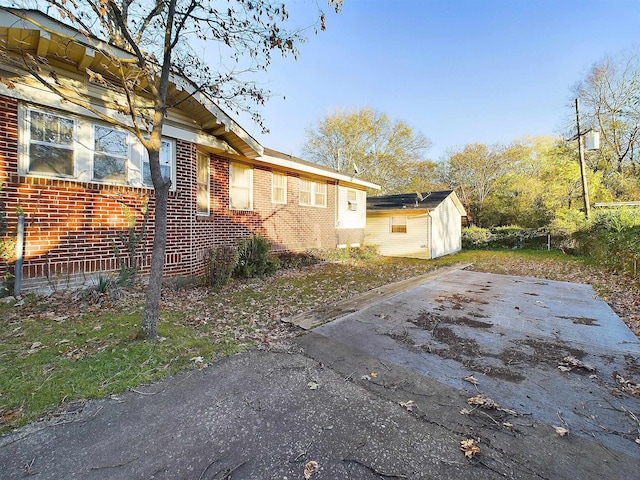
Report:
399,400,416,412
467,394,499,410
304,460,319,479
307,381,319,390
553,425,568,437
460,439,480,458
558,356,595,372
463,375,479,386
370,372,378,378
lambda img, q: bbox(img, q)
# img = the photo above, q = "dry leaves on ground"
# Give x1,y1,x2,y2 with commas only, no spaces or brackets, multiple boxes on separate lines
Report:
460,439,480,458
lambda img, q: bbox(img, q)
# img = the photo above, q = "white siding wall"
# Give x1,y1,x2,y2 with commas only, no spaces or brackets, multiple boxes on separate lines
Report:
430,196,463,258
365,213,431,259
336,186,366,229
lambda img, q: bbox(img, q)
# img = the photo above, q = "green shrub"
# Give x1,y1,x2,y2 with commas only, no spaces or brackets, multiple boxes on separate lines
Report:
462,226,492,248
590,207,640,233
205,245,239,289
573,208,640,275
234,234,279,279
275,250,322,269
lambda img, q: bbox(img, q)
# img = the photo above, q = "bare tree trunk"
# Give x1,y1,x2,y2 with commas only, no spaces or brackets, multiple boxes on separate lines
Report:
140,167,170,340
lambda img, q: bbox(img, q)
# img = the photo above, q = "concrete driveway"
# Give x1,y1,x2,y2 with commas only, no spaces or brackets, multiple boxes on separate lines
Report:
1,267,638,479
304,268,640,465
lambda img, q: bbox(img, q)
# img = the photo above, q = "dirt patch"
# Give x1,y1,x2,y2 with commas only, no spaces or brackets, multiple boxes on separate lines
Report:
409,311,493,330
502,338,588,369
396,312,525,382
556,316,600,326
391,311,590,384
434,293,490,307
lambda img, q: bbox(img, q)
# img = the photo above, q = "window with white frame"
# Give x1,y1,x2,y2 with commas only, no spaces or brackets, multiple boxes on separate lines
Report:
299,178,327,207
93,125,128,182
21,105,176,190
197,151,210,215
230,162,253,210
347,189,358,211
28,109,76,176
315,182,327,207
272,172,287,204
142,140,173,187
391,216,407,233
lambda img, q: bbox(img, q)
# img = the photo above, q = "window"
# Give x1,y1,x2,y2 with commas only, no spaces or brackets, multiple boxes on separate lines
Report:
315,182,327,207
197,151,210,215
230,162,253,210
299,179,312,206
391,216,407,233
299,178,327,207
142,140,173,187
20,105,176,190
347,189,358,211
28,109,76,176
272,172,287,204
93,125,128,182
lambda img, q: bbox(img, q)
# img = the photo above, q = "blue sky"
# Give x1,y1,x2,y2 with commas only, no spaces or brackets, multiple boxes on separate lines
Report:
239,0,640,161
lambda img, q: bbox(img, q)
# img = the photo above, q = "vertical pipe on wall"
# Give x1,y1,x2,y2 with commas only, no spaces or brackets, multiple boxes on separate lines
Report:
14,214,24,296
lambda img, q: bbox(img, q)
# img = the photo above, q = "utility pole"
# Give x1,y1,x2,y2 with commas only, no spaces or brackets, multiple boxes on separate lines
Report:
575,98,591,220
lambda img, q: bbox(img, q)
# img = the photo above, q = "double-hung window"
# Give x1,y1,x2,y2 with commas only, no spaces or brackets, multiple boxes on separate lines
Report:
230,162,253,210
272,172,287,204
347,189,358,211
28,109,76,176
299,178,327,207
391,216,408,233
197,151,210,215
93,125,128,182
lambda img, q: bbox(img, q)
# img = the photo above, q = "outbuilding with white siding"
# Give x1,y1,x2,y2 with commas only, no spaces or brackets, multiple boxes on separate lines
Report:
365,190,467,259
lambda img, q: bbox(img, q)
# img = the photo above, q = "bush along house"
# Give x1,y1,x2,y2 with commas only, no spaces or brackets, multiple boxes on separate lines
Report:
0,8,379,293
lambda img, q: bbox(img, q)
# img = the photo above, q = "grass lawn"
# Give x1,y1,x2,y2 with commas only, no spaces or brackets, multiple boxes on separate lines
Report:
1,249,638,434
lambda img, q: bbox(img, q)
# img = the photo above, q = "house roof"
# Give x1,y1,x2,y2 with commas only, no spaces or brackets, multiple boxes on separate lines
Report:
0,7,382,189
367,190,467,215
0,7,262,158
259,148,381,190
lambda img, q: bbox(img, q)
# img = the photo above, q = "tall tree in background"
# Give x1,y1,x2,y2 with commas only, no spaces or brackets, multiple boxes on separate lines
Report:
441,142,525,226
1,0,341,339
480,137,610,228
574,49,640,197
302,107,432,193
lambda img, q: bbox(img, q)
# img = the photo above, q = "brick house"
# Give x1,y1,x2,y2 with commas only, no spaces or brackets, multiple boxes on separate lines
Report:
0,9,379,292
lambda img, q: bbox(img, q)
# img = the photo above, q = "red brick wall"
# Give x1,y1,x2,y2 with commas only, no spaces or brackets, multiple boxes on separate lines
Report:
207,156,337,251
0,95,342,291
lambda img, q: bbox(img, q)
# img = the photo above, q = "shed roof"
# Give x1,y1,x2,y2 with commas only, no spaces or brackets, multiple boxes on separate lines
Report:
367,190,467,215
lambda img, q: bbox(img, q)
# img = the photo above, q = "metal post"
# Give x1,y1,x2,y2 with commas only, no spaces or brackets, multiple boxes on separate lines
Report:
575,99,591,219
14,214,24,296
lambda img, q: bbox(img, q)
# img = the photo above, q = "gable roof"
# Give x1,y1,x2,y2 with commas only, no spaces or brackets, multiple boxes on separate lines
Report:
0,7,262,158
367,190,467,215
0,7,382,188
